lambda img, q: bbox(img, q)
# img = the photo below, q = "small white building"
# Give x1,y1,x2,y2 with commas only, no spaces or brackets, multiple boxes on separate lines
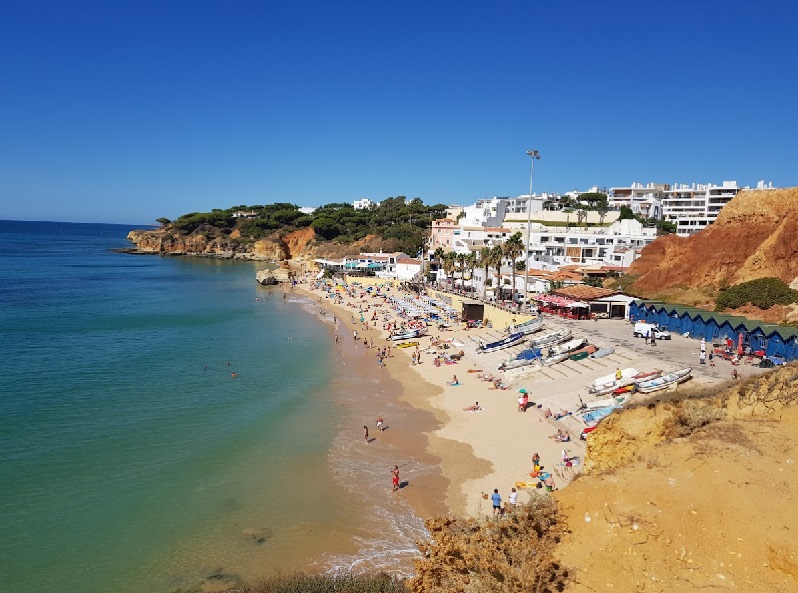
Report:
395,258,424,282
353,198,378,210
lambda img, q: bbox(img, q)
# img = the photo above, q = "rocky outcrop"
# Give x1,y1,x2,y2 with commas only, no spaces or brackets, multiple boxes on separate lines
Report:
125,226,320,262
255,268,291,285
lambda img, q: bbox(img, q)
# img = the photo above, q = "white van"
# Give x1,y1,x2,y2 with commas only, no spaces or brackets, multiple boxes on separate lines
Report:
633,322,672,340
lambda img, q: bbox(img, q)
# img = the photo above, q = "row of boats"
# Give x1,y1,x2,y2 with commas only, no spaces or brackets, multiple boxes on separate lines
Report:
477,319,615,371
588,366,693,396
578,367,694,437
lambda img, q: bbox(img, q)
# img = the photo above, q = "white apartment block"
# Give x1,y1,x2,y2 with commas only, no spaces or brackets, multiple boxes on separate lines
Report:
661,181,741,236
353,198,378,210
505,218,657,268
449,226,512,255
460,197,510,227
607,182,668,219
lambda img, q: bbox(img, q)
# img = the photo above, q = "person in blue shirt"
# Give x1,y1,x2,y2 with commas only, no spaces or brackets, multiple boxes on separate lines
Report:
491,489,502,515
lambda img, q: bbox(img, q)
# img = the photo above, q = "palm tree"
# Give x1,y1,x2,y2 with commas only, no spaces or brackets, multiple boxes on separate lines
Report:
442,252,456,287
502,232,524,305
465,252,478,295
489,245,504,300
563,207,575,226
478,247,492,300
577,209,587,227
597,205,609,225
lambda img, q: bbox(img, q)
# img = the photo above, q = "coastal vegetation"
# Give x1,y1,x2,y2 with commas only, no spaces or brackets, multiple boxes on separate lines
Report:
714,277,798,311
167,198,447,256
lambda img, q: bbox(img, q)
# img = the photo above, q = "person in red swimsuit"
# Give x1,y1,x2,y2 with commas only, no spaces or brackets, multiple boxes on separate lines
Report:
391,465,400,491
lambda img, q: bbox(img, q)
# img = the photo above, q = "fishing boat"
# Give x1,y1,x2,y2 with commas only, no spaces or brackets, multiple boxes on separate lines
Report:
498,348,543,371
589,346,615,359
635,368,692,393
478,332,525,353
546,337,587,357
585,393,631,409
505,317,545,336
540,337,587,365
589,368,662,396
528,328,572,348
389,327,428,341
569,345,597,361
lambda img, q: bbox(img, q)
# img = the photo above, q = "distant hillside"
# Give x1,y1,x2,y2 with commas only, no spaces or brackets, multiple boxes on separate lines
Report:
126,198,446,261
625,187,798,322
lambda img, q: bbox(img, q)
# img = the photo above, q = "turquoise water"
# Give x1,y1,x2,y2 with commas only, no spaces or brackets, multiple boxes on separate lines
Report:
0,221,372,593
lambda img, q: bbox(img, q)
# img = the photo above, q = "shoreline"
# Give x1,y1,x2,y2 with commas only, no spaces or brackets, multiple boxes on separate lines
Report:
289,271,768,524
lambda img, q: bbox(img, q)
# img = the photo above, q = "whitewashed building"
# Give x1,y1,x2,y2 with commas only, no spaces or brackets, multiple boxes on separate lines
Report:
353,198,378,210
607,182,668,219
661,181,741,236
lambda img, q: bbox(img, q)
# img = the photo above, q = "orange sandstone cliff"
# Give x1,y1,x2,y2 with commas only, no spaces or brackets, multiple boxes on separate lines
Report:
626,187,798,320
629,187,798,292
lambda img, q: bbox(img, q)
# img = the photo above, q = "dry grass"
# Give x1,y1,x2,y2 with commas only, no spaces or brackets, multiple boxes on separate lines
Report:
409,496,568,593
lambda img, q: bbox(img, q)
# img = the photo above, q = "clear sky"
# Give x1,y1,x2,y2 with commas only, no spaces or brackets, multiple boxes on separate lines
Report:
1,0,796,224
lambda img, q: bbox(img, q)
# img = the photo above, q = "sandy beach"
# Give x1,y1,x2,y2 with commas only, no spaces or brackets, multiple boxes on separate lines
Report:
289,269,769,522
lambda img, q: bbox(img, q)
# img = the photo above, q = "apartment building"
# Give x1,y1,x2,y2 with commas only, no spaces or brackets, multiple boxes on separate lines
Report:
661,181,741,236
607,182,668,218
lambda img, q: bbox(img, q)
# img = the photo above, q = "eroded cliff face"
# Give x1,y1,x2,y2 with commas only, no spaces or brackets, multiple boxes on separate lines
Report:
556,366,798,592
628,187,798,294
126,226,318,261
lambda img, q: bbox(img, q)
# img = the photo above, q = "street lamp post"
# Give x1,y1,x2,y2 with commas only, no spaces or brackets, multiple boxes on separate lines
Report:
524,149,540,311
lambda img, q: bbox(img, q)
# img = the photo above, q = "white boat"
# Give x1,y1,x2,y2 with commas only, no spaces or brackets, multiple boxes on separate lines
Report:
506,318,545,336
589,368,640,393
540,337,587,365
585,393,631,409
528,328,572,348
478,332,525,353
389,327,428,341
546,337,587,357
635,368,692,393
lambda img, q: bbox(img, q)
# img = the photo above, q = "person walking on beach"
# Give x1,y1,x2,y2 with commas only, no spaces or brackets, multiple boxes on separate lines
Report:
491,489,502,516
699,350,706,365
376,415,384,432
644,330,649,345
508,487,518,508
364,425,369,442
391,465,400,491
411,351,417,365
353,329,358,341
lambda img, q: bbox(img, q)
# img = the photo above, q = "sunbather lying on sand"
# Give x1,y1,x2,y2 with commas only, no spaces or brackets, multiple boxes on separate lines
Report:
463,402,482,412
554,409,572,421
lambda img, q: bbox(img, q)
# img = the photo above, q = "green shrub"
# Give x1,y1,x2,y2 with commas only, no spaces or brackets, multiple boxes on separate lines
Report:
715,277,798,310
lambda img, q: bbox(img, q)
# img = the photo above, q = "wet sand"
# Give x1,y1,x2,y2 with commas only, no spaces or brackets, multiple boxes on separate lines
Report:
291,273,761,524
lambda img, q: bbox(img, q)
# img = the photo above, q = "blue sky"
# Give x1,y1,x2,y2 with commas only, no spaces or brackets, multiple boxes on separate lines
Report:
1,0,796,224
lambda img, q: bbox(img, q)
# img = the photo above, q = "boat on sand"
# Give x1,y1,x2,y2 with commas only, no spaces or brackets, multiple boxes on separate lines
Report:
635,367,692,393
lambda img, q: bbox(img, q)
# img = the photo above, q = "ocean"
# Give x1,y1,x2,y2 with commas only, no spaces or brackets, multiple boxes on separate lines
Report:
0,220,431,593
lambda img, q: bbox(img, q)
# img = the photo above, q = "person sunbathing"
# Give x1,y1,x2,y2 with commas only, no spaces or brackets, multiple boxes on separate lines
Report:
463,402,482,412
447,375,460,386
554,409,572,421
543,408,553,418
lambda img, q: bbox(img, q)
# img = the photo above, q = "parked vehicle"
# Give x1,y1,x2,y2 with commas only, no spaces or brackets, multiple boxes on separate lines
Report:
633,322,672,340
